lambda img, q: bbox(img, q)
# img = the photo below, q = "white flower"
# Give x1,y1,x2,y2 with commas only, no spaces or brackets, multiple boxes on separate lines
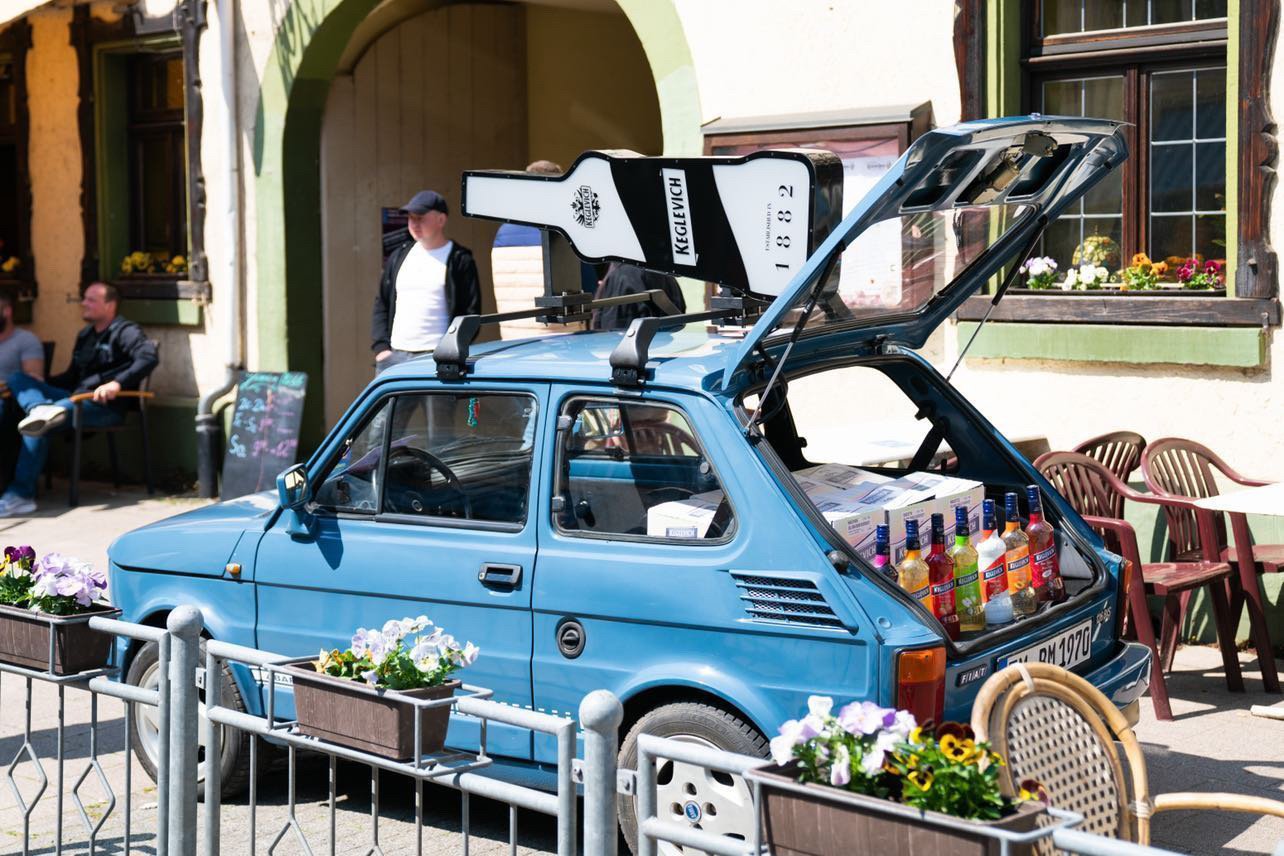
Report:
359,668,380,686
1094,265,1109,281
807,696,833,719
1063,269,1078,288
830,743,851,786
889,709,917,739
459,642,479,667
770,733,798,765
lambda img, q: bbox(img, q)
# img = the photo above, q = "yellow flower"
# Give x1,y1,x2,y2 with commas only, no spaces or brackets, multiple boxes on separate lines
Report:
1,256,19,274
907,769,934,791
909,726,925,746
989,751,1005,767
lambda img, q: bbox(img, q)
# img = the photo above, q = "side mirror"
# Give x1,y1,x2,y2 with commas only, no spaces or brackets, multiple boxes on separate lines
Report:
276,464,311,510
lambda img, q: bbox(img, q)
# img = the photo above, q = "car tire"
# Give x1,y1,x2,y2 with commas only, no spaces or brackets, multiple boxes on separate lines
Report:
125,638,255,800
617,701,768,855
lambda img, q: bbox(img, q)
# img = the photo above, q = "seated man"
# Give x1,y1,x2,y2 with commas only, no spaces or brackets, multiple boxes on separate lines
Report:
0,293,46,487
0,282,158,517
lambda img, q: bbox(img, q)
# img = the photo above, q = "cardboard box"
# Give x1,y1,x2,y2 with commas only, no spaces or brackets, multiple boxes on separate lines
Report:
936,476,986,540
794,463,891,493
646,490,724,539
811,493,885,560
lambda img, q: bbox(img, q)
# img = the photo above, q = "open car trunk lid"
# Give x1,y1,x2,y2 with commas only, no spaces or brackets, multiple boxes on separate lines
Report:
721,116,1127,388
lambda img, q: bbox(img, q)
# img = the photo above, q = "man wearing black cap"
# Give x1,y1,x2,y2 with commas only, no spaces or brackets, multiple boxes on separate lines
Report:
372,190,481,373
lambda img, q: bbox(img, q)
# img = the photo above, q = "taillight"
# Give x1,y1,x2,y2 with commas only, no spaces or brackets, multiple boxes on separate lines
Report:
1117,558,1135,638
896,647,945,725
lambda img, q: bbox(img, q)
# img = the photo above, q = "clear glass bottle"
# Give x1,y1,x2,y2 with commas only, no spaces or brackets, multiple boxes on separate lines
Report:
1003,491,1038,619
1026,485,1067,604
896,519,930,607
949,506,986,634
925,513,960,640
977,499,1013,626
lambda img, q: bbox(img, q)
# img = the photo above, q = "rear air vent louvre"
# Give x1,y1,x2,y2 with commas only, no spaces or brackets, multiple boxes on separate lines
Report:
729,572,844,630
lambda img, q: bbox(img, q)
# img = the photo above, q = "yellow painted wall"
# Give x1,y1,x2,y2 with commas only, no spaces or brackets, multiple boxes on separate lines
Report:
525,6,663,167
24,6,84,358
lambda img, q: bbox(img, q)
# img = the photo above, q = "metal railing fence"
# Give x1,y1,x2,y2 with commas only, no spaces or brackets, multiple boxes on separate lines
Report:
0,609,172,856
0,605,1238,856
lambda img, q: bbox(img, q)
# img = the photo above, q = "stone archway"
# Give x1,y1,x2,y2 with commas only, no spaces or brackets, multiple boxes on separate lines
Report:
251,0,701,441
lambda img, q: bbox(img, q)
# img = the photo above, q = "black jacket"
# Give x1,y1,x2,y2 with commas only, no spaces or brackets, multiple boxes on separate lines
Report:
371,239,482,353
590,264,687,331
51,316,158,394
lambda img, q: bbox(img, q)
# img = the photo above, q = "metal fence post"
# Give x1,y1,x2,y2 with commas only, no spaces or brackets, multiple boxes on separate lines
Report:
167,606,203,856
580,689,623,856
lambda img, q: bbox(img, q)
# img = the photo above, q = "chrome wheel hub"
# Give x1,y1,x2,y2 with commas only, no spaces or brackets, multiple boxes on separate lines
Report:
649,734,755,856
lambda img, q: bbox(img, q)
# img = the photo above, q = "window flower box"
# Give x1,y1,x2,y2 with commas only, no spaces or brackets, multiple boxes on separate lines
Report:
0,602,120,675
280,659,460,759
747,763,1046,856
281,615,478,760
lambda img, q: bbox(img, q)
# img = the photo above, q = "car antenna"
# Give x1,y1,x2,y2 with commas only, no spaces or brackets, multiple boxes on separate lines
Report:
746,252,842,438
945,217,1049,384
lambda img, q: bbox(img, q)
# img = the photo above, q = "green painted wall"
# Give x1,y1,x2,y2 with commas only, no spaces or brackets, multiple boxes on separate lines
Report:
957,322,1266,368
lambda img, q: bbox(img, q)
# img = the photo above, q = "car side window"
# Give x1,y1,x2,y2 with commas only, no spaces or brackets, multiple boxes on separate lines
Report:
381,392,537,525
555,398,734,541
312,399,390,514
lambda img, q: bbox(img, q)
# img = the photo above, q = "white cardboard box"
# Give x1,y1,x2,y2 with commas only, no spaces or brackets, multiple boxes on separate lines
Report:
795,463,891,493
936,476,986,540
646,490,724,539
811,493,885,560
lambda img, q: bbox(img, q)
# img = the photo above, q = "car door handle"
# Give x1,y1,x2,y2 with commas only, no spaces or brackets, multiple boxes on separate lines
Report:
478,562,523,589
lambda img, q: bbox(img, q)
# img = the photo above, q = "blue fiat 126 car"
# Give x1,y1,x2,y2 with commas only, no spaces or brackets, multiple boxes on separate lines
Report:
108,116,1150,843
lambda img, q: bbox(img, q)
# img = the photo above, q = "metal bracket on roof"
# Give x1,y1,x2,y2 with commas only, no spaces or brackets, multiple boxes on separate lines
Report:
432,289,686,380
609,297,766,388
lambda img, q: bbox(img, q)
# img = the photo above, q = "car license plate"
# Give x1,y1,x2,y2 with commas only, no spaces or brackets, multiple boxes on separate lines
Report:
999,620,1093,670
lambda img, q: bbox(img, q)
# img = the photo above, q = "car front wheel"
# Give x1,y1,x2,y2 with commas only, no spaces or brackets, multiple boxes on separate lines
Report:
125,638,254,800
617,701,768,855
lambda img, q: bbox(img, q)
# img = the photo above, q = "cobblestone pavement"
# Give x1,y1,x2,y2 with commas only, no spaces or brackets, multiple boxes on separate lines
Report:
0,483,1280,854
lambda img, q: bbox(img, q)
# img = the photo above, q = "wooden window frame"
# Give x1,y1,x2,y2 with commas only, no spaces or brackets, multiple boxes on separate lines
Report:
0,21,34,297
953,0,1280,327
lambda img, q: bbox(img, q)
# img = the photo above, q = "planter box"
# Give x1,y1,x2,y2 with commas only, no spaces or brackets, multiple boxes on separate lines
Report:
1011,287,1225,297
280,658,460,761
747,764,1046,856
0,603,121,675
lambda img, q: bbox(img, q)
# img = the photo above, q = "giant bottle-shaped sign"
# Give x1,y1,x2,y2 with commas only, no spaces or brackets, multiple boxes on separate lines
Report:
462,149,843,298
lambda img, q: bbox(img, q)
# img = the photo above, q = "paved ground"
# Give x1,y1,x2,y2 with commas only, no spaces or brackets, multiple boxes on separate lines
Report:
0,482,1280,854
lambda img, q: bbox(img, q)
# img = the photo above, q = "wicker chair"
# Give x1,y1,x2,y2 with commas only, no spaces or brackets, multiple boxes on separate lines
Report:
972,662,1284,846
1074,430,1146,489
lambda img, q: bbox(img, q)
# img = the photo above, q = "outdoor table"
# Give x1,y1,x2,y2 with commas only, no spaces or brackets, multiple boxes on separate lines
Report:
1194,482,1284,695
852,432,1049,468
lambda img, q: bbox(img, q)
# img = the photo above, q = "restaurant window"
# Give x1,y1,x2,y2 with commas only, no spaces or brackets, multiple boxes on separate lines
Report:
96,45,189,285
0,58,24,282
1026,2,1229,293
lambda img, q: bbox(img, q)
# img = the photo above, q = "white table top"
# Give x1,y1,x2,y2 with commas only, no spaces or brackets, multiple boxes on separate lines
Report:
1193,481,1284,516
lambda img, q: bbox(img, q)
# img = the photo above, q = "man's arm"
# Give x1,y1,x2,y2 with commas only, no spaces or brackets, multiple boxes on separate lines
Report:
456,250,482,316
103,324,158,390
19,334,43,380
371,251,397,355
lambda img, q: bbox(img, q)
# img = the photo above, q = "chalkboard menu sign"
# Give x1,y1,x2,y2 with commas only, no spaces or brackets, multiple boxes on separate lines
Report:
221,371,309,499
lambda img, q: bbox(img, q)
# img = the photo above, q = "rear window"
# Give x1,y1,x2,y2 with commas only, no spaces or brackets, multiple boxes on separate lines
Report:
554,398,734,542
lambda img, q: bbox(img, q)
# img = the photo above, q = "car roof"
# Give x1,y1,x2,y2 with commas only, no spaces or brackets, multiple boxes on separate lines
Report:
376,323,739,391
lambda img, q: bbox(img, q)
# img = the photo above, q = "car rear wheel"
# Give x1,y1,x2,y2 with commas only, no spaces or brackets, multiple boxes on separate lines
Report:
617,701,767,855
125,639,254,800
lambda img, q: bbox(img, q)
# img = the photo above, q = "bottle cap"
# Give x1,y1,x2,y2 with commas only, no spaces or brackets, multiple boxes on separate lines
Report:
930,513,945,541
1026,485,1043,511
1004,491,1020,519
905,519,921,550
875,523,889,544
955,505,970,536
982,498,997,530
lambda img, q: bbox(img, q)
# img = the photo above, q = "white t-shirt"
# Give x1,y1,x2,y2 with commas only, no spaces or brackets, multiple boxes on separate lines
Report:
390,241,453,351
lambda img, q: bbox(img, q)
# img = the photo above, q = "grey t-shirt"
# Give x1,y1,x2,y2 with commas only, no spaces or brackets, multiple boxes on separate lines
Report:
0,329,43,380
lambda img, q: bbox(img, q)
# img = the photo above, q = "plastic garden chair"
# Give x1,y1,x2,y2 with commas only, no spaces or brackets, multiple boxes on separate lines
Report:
1034,451,1242,720
972,662,1284,845
1141,437,1281,693
1074,430,1146,492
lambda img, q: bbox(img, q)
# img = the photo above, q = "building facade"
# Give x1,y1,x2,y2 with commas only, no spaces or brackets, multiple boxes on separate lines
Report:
0,0,1279,589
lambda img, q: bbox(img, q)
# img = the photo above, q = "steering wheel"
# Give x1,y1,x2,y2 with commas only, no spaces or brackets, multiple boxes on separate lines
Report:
386,446,473,519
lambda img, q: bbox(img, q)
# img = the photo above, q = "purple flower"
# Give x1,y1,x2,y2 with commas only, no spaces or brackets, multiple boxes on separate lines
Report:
837,700,896,736
5,545,34,565
830,744,851,786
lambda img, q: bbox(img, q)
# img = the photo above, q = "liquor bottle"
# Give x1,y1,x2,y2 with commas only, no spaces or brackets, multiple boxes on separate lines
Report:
977,499,1014,626
925,513,960,640
871,523,898,583
1002,492,1039,619
1026,485,1067,604
896,519,931,607
949,506,986,634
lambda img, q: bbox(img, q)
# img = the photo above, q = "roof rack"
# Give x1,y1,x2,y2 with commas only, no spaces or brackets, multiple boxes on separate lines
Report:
433,289,682,380
609,295,766,387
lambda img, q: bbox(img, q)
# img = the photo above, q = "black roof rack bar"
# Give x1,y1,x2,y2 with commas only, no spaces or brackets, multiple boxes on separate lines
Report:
610,300,763,388
433,289,679,380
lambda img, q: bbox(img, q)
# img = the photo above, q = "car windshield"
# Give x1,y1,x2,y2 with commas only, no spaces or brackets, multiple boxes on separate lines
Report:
773,204,1032,338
